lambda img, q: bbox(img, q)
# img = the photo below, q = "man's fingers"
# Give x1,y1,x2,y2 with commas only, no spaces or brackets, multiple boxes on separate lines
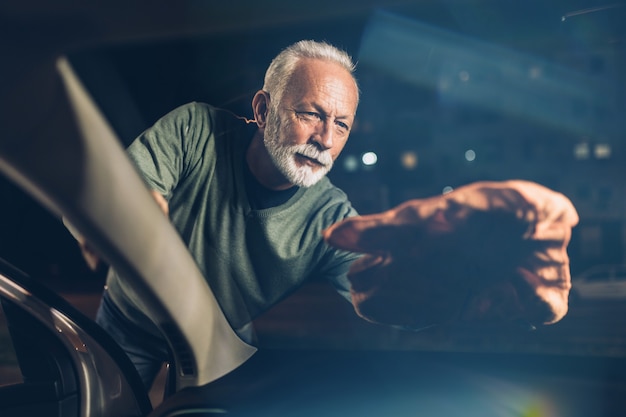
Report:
150,190,169,215
78,238,101,271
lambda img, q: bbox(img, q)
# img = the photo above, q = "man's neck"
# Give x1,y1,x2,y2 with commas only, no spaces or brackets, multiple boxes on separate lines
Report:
246,131,295,191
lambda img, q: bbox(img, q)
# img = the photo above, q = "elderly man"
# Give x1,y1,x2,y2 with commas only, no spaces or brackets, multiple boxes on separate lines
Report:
87,40,362,390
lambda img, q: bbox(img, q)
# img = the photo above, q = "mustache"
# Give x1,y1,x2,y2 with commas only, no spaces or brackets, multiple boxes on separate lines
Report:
293,144,333,167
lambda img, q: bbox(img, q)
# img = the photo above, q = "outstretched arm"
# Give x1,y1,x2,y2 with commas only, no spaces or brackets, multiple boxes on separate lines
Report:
323,180,579,329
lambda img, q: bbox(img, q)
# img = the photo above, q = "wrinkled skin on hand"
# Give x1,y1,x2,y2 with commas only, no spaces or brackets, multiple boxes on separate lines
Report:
323,180,579,329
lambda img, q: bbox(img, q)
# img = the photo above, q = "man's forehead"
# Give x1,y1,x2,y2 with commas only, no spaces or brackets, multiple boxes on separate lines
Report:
285,59,358,115
289,59,356,88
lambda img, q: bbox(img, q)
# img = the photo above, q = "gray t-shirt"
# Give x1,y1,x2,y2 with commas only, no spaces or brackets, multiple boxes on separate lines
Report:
106,102,359,331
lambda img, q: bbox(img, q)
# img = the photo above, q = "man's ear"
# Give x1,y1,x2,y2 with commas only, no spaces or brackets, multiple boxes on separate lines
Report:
252,90,270,129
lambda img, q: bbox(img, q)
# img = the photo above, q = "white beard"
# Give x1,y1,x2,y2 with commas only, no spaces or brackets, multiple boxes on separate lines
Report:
263,107,333,188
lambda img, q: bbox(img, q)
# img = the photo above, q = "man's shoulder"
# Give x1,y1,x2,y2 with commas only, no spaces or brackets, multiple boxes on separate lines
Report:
168,102,252,142
167,102,236,121
170,101,216,120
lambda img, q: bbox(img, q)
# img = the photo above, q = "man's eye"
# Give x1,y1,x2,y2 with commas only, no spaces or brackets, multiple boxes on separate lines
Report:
296,111,321,121
336,121,350,132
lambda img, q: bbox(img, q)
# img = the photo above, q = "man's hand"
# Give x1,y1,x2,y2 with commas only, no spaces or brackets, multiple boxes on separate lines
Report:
150,189,169,216
76,237,102,271
323,180,579,329
71,190,169,271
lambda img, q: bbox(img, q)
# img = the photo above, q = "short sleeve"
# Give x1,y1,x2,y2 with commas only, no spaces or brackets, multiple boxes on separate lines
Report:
126,102,205,199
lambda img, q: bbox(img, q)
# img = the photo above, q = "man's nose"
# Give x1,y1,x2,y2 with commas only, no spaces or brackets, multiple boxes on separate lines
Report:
312,121,333,150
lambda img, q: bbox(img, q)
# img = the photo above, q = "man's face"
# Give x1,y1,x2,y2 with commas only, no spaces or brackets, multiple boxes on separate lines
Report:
264,58,358,188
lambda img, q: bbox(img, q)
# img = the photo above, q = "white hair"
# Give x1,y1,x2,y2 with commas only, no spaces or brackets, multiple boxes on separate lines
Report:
262,40,359,106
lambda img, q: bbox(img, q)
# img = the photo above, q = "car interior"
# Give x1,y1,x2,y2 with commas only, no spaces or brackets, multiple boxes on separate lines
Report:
1,1,626,416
